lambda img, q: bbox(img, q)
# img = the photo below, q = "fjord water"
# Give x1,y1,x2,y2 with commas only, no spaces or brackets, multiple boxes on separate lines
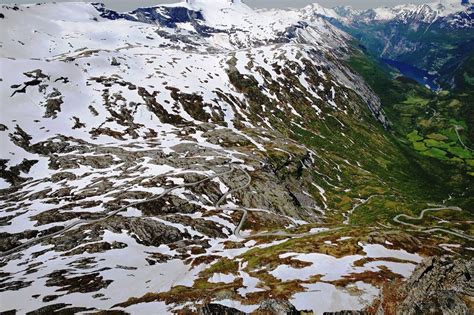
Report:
381,58,440,90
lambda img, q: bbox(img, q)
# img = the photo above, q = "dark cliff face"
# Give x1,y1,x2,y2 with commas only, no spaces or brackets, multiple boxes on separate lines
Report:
128,6,205,27
92,3,216,35
368,256,474,314
92,2,204,25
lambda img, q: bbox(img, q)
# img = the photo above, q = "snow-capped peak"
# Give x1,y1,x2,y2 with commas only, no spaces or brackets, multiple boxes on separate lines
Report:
159,0,254,29
316,0,472,27
299,3,340,20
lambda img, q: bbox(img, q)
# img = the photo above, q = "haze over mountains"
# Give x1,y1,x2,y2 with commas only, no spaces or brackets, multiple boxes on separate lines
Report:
0,0,473,314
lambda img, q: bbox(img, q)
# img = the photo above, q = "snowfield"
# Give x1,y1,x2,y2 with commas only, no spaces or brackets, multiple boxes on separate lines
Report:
1,1,467,314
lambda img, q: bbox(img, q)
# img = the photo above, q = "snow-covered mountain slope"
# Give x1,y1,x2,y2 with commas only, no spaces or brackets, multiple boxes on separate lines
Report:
1,2,472,314
0,1,386,186
93,0,352,51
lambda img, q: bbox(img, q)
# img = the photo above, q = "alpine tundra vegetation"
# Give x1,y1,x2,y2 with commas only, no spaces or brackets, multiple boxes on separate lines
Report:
0,0,472,314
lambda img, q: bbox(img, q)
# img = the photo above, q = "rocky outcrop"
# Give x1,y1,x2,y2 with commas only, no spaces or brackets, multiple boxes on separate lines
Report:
0,158,38,186
369,256,474,315
257,299,300,314
198,304,245,315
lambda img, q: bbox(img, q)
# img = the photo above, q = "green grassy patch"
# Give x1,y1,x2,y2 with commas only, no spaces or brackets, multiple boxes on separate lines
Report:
424,147,448,160
348,52,474,177
199,258,239,277
412,141,428,152
407,130,423,142
447,146,472,159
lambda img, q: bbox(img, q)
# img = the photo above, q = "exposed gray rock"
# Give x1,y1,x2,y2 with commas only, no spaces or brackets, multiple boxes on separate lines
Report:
45,216,188,253
135,194,206,215
370,256,474,315
43,93,63,119
110,57,120,66
323,311,367,315
97,217,188,247
198,303,245,315
0,158,38,186
26,304,92,315
165,214,229,238
50,172,77,182
258,299,300,314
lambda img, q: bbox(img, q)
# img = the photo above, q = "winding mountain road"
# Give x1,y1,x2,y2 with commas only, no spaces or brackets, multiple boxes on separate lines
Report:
214,167,339,239
393,205,474,241
1,165,236,258
454,125,474,152
1,164,333,259
5,162,469,259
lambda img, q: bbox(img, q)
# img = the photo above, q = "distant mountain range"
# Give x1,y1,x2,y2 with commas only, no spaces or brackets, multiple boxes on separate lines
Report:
306,0,474,88
334,0,473,27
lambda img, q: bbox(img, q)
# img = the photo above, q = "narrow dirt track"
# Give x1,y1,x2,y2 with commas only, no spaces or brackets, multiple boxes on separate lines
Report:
393,205,474,241
0,165,236,258
1,163,339,258
7,164,469,259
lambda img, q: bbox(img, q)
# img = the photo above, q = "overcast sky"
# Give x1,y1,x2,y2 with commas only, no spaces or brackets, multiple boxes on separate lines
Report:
0,0,438,11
